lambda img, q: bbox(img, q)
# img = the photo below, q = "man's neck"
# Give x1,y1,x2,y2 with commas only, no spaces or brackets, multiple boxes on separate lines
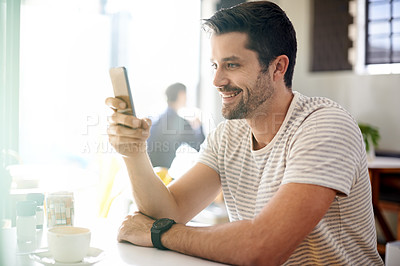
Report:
168,103,179,112
247,89,294,150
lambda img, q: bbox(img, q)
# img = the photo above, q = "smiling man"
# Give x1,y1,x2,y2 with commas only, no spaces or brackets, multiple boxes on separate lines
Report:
212,34,276,121
106,1,383,265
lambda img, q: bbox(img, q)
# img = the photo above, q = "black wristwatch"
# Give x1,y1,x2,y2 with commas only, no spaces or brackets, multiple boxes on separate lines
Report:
151,218,176,250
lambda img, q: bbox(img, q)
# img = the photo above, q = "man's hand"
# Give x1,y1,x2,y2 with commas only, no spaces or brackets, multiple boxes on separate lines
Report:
105,97,152,157
117,212,155,247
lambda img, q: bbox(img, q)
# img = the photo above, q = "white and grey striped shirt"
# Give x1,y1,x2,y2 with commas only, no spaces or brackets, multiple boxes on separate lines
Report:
198,91,383,265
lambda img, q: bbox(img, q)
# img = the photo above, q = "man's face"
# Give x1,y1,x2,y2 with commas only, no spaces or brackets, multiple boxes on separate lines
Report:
210,32,274,120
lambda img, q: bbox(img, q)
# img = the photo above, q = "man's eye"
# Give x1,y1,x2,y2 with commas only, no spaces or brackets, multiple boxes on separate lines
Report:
211,63,217,70
227,63,238,69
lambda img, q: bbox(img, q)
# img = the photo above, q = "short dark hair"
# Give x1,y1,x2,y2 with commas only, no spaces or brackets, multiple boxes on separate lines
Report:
165,83,186,104
203,1,297,88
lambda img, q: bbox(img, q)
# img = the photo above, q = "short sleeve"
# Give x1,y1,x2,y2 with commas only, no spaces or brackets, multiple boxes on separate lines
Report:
197,124,223,174
283,107,364,196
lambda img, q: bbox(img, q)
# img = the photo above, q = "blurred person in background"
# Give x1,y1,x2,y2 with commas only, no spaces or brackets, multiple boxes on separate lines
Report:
147,83,205,168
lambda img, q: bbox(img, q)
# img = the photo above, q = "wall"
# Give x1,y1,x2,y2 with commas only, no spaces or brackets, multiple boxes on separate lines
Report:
279,0,400,152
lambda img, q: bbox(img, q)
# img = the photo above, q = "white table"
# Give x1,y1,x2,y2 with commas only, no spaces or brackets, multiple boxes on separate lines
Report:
1,221,226,266
368,156,400,169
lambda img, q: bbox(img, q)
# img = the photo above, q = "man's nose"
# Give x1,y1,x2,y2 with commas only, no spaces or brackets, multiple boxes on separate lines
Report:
213,68,229,88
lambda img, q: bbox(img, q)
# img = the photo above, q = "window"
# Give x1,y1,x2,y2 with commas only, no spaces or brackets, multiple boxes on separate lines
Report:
19,0,201,168
3,0,201,226
366,0,400,64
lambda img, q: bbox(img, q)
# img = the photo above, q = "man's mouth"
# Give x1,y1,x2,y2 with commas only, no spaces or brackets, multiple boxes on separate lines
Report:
219,90,242,99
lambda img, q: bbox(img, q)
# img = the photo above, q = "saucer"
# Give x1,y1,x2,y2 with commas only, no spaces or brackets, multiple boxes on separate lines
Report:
29,247,105,266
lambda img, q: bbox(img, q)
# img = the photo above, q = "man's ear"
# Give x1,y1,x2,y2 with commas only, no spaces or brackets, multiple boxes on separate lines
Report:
272,55,289,82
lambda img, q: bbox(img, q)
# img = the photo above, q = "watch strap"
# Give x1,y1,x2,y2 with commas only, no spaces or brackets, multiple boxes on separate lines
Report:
151,218,175,250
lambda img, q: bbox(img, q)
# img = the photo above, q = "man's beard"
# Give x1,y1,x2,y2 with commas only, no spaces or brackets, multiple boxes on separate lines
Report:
221,73,274,120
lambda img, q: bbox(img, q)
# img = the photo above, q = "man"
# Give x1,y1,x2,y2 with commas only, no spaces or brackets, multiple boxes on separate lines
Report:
106,1,383,265
147,82,205,168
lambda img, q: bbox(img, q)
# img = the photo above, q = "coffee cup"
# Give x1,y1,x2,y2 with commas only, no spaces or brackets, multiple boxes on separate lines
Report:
47,226,91,263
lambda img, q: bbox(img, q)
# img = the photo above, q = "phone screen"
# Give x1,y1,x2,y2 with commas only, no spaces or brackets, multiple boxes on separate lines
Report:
109,67,136,116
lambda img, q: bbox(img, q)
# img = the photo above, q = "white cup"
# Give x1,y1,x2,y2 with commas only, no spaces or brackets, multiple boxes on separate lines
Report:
47,226,91,263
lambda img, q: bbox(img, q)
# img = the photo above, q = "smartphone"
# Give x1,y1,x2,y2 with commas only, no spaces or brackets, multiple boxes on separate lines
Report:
109,66,136,116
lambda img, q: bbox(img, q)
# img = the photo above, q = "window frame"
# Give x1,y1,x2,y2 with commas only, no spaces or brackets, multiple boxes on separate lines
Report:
0,0,20,169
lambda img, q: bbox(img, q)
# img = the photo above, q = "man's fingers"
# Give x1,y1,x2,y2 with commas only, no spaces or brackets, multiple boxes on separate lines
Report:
107,125,149,138
109,112,142,128
107,126,149,140
142,118,152,130
105,97,126,110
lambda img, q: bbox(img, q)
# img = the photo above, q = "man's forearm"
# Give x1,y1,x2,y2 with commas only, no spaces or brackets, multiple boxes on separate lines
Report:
123,154,179,219
161,221,284,266
157,183,337,265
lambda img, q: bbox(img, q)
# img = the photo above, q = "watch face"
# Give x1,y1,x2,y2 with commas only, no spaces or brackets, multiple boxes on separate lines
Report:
154,218,173,229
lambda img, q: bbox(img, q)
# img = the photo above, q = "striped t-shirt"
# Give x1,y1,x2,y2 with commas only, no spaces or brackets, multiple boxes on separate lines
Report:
198,91,383,265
